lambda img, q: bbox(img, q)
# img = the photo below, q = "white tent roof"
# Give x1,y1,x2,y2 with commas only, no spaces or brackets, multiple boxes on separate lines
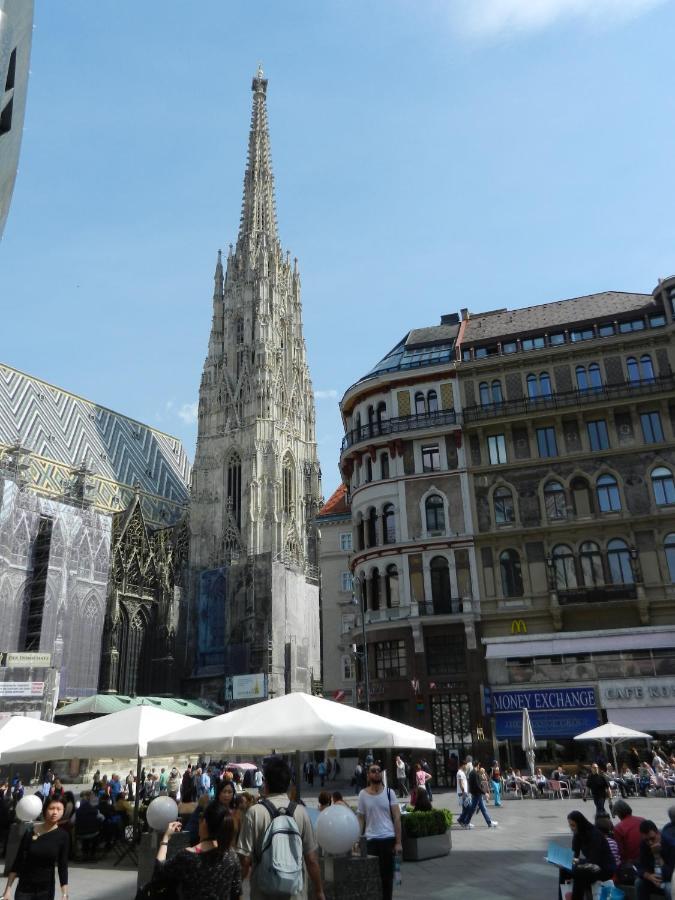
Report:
8,706,199,763
0,716,66,763
148,691,437,755
573,722,652,742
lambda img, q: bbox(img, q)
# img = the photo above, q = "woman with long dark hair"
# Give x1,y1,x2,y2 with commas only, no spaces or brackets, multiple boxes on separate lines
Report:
561,810,616,900
153,800,242,900
2,796,69,900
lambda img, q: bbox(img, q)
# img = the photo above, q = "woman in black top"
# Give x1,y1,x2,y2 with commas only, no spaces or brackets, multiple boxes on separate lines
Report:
153,800,241,900
2,796,69,900
561,810,616,900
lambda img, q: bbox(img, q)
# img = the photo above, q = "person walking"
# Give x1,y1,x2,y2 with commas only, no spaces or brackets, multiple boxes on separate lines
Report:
586,763,611,816
3,796,69,900
467,764,498,828
153,800,242,900
489,761,502,808
317,761,326,788
456,762,474,829
356,762,402,900
395,756,408,798
181,765,195,803
237,756,325,900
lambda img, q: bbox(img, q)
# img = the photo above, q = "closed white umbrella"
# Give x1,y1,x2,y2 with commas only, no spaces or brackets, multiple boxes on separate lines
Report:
0,716,66,763
573,722,652,772
521,708,536,777
149,691,437,756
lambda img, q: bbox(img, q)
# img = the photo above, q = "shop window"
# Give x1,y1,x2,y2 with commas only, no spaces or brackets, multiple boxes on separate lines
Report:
494,486,515,525
500,549,524,597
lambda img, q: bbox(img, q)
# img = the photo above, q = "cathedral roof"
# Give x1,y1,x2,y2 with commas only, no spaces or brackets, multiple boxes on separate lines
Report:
317,483,350,519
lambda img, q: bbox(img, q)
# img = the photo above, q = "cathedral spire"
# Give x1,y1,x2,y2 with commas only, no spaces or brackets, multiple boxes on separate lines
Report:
237,65,278,253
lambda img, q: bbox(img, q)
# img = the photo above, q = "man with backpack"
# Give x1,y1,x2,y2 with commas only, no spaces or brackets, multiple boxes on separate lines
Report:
237,756,325,900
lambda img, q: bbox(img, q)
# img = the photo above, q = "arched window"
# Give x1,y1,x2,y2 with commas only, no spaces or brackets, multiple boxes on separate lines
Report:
571,476,593,517
626,357,640,383
526,374,538,399
415,392,426,415
227,452,242,528
427,390,438,413
500,549,524,597
580,541,604,586
430,556,451,614
370,567,380,611
425,494,445,533
596,474,621,513
640,354,655,383
494,486,515,525
365,457,373,483
356,513,365,551
588,363,602,389
382,504,396,544
282,454,294,515
380,452,390,480
385,564,400,609
492,380,503,404
576,365,588,391
607,539,634,585
376,401,387,430
367,405,375,436
355,412,362,438
235,318,244,344
665,534,675,584
539,372,552,396
552,544,577,590
367,508,378,548
652,467,675,506
544,480,567,520
527,373,552,399
479,382,490,406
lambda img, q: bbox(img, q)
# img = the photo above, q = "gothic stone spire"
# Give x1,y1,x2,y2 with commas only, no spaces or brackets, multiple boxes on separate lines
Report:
237,66,278,254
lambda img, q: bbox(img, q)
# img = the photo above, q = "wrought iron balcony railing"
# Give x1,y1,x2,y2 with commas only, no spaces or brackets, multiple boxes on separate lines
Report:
556,583,638,606
341,408,459,452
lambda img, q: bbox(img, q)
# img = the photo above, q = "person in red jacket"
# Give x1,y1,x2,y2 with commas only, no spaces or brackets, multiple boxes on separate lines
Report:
613,800,645,864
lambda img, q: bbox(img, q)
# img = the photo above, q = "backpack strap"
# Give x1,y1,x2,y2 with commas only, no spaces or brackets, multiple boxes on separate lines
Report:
259,798,279,820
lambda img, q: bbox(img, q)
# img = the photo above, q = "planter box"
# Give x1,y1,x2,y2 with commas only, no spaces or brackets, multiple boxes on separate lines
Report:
402,831,451,862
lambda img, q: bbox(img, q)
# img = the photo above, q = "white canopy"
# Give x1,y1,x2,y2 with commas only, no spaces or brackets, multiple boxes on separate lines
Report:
8,706,199,763
148,691,437,756
573,721,652,771
0,716,66,763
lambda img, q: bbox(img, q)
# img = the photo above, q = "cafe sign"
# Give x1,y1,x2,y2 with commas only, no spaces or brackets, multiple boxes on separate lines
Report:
599,677,675,708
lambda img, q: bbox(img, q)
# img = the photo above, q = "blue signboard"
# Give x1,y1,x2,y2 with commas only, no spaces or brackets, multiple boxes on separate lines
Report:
492,687,597,713
495,708,600,739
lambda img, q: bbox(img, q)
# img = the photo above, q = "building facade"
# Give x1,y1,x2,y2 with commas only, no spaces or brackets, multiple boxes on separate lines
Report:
0,363,191,716
457,283,675,746
338,320,487,784
0,0,33,239
188,69,322,704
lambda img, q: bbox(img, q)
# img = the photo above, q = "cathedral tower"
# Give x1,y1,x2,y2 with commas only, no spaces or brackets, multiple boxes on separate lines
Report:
188,69,322,702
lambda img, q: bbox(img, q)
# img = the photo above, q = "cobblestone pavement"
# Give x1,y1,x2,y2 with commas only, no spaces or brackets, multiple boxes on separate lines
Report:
14,787,675,899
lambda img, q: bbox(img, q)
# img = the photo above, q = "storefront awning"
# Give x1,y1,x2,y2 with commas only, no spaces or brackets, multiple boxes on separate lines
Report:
485,630,675,659
605,707,674,734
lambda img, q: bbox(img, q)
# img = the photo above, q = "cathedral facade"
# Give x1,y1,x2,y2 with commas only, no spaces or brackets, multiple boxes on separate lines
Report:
188,69,322,703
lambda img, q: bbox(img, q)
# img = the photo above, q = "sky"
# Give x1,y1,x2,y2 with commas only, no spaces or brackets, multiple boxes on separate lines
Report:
3,0,675,495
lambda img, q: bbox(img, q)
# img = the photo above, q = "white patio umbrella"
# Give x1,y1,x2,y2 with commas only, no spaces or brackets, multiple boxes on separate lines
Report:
521,708,536,777
573,722,652,772
148,691,437,756
8,706,199,829
0,716,66,764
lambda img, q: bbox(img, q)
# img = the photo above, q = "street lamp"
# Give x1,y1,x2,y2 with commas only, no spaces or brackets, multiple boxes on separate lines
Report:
351,593,370,711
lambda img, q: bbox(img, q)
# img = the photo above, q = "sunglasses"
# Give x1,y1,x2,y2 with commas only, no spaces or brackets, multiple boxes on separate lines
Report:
369,768,381,774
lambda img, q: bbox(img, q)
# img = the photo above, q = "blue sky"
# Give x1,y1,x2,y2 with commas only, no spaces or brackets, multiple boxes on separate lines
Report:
3,0,675,495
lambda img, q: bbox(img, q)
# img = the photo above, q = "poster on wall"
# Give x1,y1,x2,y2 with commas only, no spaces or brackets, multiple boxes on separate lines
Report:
225,673,267,701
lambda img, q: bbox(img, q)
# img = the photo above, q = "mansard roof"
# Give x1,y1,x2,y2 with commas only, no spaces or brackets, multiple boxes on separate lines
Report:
359,320,459,383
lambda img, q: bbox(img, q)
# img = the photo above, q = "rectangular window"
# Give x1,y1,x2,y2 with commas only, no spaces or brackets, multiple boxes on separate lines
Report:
474,347,488,359
549,333,566,346
587,419,610,451
649,314,666,328
339,532,353,552
340,572,354,593
598,323,615,337
375,640,407,678
536,427,558,458
522,336,546,351
421,444,440,472
487,434,507,464
425,635,465,676
619,319,646,333
462,350,472,361
570,328,594,342
341,654,355,680
641,411,664,444
502,341,517,354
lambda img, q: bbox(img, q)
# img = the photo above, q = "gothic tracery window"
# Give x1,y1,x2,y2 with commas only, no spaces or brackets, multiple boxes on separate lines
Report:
227,452,242,529
282,454,295,516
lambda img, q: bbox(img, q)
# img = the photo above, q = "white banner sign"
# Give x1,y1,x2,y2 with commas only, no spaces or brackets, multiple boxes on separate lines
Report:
599,677,675,708
225,673,267,701
0,682,45,697
2,652,52,668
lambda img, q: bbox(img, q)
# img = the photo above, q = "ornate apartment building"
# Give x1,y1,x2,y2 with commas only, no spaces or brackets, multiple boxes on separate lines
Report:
336,280,675,774
188,69,322,703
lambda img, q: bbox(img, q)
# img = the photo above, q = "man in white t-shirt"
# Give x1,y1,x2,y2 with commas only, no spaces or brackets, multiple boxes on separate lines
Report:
395,756,408,797
456,762,474,828
357,762,402,900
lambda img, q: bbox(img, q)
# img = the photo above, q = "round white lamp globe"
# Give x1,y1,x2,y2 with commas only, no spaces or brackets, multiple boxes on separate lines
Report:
16,794,44,822
316,804,360,855
146,796,179,832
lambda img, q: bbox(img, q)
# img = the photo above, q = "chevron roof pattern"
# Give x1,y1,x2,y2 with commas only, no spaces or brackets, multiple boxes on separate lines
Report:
0,363,191,525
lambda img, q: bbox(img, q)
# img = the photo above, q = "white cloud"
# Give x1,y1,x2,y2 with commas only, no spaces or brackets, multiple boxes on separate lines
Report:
177,402,198,424
314,389,338,400
450,0,668,38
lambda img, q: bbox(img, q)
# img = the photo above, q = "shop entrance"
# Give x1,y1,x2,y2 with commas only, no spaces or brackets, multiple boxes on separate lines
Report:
431,692,472,786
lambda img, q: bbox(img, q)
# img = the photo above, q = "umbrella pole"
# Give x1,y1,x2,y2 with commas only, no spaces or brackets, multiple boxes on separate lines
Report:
133,755,143,837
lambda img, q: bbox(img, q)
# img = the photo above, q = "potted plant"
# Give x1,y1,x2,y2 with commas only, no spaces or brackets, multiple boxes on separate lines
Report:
401,809,452,861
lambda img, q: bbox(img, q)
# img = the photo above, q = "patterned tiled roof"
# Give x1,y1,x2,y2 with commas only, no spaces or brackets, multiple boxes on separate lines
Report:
317,484,350,518
55,694,213,718
462,291,657,343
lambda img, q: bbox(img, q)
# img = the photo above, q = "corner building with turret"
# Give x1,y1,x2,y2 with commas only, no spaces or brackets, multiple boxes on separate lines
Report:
187,70,322,704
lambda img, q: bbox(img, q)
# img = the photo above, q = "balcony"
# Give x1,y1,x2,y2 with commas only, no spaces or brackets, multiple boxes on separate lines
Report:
363,597,471,625
341,408,460,452
463,374,675,424
556,583,638,606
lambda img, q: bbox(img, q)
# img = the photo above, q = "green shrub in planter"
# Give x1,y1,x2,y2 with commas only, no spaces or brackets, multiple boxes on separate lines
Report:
402,809,448,839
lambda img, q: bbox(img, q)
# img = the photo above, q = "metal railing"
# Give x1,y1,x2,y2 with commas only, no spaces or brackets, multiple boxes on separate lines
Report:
557,583,638,606
341,408,459,452
463,374,675,423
